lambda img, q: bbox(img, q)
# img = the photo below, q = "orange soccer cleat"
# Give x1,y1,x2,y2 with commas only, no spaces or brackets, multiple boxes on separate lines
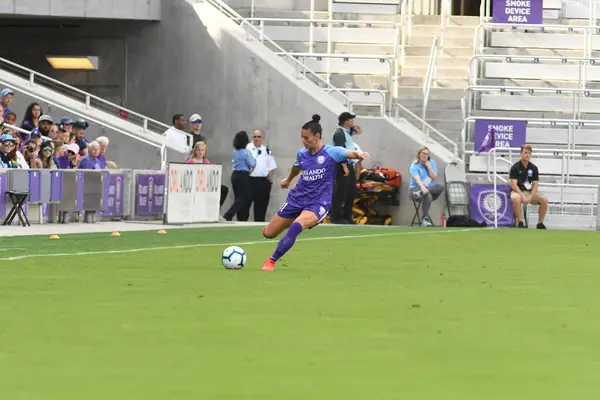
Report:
261,258,275,272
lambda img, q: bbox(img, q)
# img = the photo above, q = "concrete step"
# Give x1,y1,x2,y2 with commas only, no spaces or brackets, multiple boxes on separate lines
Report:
412,15,480,26
404,55,472,69
425,119,465,132
469,109,577,119
402,66,469,79
412,24,477,38
475,78,600,90
405,45,474,57
398,97,463,109
410,107,465,119
409,35,473,47
332,43,395,55
331,12,402,22
481,47,596,57
397,76,469,88
327,74,389,89
397,86,465,100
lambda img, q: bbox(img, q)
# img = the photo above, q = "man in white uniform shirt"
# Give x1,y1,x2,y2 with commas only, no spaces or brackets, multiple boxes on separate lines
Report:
241,129,277,221
163,113,189,151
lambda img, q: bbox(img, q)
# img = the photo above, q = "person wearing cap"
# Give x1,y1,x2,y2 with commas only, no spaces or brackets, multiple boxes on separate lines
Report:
0,134,19,168
38,115,53,137
189,114,206,146
1,88,13,117
73,119,90,156
58,143,81,169
59,116,73,142
241,129,277,222
164,113,189,150
330,111,358,224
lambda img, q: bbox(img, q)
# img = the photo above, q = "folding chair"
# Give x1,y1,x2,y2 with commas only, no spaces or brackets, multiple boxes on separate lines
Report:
410,195,423,226
512,204,529,227
2,191,31,227
444,163,470,218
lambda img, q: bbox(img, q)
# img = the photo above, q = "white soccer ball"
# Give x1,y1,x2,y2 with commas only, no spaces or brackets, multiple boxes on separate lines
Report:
222,246,246,270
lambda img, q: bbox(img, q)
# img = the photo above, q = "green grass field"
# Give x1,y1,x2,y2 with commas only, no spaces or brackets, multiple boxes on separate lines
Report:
0,225,599,399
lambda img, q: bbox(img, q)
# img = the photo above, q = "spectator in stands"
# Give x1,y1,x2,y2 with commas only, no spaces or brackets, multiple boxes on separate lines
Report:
0,105,3,123
59,117,73,142
0,134,18,168
64,143,81,169
187,141,229,207
22,139,42,168
509,144,548,229
53,140,69,169
189,114,206,146
409,146,445,227
30,129,43,148
38,115,53,137
21,102,42,131
96,136,109,169
4,111,16,128
78,141,102,169
243,129,277,222
38,140,56,169
330,111,358,224
1,88,13,117
73,119,90,156
223,131,255,222
164,114,189,149
48,124,60,140
8,132,27,168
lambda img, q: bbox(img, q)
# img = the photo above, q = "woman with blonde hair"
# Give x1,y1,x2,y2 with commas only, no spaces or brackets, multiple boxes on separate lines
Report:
187,141,210,164
186,141,229,207
409,146,445,227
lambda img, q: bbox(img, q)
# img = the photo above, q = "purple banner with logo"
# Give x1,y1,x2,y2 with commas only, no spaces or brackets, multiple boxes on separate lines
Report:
101,172,124,217
470,184,514,227
29,171,42,203
474,120,527,152
136,174,165,215
493,0,543,24
0,173,6,219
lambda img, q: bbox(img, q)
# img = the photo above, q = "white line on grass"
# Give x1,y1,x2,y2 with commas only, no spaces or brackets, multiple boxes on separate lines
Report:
0,228,487,262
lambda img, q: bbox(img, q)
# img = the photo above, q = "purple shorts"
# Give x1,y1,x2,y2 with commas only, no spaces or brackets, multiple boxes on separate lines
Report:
277,200,330,226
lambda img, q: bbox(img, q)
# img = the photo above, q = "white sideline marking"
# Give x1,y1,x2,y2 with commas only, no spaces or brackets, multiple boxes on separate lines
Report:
0,228,486,262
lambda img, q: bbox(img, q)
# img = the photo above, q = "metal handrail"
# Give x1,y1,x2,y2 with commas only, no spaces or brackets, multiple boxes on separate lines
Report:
422,35,438,125
243,17,401,26
323,88,388,115
393,102,459,157
0,57,192,143
1,80,163,151
276,52,394,111
201,0,354,109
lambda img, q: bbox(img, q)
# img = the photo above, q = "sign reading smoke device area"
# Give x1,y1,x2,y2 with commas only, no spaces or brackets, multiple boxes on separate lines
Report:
165,163,222,224
470,184,514,227
474,119,527,152
493,0,543,24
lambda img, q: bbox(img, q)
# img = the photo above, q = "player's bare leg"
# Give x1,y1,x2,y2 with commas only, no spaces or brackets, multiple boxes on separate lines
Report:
262,214,294,239
262,210,318,272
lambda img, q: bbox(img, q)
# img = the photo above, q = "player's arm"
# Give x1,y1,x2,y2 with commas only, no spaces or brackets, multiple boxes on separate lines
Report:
345,150,369,160
281,165,300,189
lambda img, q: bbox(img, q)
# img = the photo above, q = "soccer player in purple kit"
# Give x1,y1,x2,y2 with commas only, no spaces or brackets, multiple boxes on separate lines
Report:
261,114,369,272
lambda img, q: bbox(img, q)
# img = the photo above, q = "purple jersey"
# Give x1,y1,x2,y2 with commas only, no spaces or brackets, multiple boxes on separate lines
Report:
287,144,347,207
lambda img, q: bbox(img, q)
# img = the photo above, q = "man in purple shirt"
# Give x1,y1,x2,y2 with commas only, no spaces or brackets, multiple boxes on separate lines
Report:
260,114,369,272
78,141,102,169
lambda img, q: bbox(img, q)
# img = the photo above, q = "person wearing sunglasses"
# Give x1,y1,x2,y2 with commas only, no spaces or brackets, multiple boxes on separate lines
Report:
0,134,18,168
60,143,81,169
242,129,277,222
38,140,56,169
189,113,206,147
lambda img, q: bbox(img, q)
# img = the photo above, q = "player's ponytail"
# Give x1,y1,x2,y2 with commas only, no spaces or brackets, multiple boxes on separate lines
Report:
302,114,322,137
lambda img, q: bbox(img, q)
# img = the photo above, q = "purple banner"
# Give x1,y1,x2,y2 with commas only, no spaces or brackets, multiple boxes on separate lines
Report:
50,171,63,202
470,184,514,227
76,171,84,212
474,120,527,152
0,173,6,219
101,173,124,217
136,174,165,215
29,171,42,203
493,0,543,24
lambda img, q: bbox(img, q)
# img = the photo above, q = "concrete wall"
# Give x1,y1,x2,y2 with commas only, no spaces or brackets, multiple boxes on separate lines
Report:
0,0,160,20
0,0,447,224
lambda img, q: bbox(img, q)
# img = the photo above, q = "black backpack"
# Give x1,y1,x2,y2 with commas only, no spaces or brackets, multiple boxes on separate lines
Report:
447,215,487,228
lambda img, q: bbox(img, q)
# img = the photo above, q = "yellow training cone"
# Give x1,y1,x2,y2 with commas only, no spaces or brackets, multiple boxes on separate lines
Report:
111,232,121,237
49,234,60,240
157,229,167,235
